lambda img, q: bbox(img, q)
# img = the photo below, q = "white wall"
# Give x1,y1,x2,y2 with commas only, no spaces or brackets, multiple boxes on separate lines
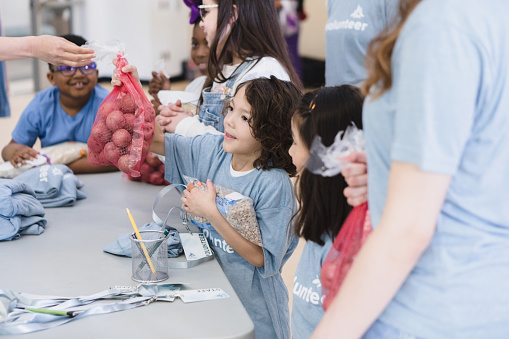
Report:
299,0,327,60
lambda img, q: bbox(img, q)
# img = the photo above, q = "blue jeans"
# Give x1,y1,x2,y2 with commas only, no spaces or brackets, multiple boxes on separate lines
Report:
363,320,420,339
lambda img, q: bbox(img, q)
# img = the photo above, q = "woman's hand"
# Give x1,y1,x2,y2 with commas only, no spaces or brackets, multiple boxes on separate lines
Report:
31,35,95,66
340,151,368,207
111,63,140,87
181,180,219,219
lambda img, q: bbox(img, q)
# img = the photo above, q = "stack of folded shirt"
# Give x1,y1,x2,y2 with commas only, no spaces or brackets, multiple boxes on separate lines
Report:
14,165,86,208
0,179,47,241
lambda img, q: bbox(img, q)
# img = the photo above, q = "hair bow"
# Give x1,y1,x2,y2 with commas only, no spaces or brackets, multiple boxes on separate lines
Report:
183,0,202,25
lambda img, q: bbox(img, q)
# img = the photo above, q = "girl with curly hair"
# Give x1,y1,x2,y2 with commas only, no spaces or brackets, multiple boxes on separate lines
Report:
150,76,302,339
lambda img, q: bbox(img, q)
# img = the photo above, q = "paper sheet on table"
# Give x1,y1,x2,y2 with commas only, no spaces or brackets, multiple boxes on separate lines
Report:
158,90,200,106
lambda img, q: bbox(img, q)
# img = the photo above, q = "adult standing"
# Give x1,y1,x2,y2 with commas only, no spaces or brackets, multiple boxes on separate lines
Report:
313,0,509,337
325,0,397,86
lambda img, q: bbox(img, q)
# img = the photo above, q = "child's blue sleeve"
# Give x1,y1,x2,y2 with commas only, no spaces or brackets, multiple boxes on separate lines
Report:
254,175,298,278
11,101,41,147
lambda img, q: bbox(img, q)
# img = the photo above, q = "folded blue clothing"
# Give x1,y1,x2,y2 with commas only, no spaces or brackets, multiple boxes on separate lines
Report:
0,214,46,241
104,222,183,258
0,179,42,217
14,165,86,208
40,173,86,208
15,164,72,200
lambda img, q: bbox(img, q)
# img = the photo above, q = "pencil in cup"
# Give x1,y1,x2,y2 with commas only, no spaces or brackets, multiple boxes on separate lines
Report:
126,208,158,279
138,228,170,270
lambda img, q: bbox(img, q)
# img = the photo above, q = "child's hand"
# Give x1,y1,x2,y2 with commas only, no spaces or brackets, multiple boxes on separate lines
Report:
340,151,368,207
111,63,140,87
148,71,171,97
9,146,39,168
156,111,191,133
181,179,218,220
149,119,166,156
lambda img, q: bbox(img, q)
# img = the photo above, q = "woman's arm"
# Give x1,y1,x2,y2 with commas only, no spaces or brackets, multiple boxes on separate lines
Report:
311,161,451,338
0,36,95,66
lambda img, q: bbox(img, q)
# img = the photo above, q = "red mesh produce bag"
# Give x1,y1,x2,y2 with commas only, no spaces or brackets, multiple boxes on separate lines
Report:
87,51,155,177
321,202,372,310
125,152,170,186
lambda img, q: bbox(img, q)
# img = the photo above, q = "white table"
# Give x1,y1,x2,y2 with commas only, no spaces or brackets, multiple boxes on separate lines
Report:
0,172,255,338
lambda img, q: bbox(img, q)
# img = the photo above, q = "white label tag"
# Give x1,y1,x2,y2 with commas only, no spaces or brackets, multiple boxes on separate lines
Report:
180,233,213,261
178,288,230,303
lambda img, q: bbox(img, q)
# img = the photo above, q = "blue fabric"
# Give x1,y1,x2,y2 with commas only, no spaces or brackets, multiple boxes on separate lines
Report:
363,319,420,339
11,85,108,148
0,20,10,118
291,237,332,339
198,61,251,132
0,179,46,241
363,1,509,337
14,165,86,208
164,133,298,339
104,222,183,258
325,0,398,86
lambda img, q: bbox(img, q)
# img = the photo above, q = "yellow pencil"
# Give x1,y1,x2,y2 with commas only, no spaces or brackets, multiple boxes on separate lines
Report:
126,208,157,279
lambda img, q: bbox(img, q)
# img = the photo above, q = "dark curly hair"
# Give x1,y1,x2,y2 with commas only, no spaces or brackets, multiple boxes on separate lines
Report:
293,85,364,245
233,76,302,176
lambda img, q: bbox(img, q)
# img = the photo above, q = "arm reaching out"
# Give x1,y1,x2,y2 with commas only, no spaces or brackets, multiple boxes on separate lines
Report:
0,36,95,66
2,140,39,167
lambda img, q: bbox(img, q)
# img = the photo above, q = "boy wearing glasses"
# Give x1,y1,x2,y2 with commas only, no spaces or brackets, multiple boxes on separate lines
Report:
2,34,116,174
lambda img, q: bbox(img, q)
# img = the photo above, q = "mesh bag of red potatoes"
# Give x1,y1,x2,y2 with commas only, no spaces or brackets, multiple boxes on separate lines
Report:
87,52,155,177
126,152,170,185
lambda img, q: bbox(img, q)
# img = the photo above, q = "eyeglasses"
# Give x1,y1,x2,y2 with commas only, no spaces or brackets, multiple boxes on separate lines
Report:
53,62,97,77
198,4,218,20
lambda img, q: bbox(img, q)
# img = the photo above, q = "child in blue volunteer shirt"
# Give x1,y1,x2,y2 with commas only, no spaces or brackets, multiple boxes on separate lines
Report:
150,76,302,339
1,34,115,174
288,85,363,338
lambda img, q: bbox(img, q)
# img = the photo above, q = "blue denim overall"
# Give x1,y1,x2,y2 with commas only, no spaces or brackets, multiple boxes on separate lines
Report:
198,61,252,132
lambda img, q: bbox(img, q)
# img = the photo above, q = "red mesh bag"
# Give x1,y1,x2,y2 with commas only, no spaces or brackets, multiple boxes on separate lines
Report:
321,202,372,310
87,53,155,177
125,152,170,186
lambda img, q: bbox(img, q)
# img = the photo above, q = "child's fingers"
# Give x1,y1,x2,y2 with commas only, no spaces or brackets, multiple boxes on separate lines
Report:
344,173,367,188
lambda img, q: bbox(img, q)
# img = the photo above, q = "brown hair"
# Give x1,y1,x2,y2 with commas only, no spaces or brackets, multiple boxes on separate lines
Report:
204,0,302,89
362,0,422,98
292,86,364,245
234,76,302,176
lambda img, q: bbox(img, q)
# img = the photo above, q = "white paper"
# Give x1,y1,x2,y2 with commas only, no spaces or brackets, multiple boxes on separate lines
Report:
177,288,230,303
158,90,200,106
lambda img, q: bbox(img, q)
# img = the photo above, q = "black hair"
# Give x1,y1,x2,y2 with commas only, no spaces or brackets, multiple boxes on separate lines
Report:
292,85,364,245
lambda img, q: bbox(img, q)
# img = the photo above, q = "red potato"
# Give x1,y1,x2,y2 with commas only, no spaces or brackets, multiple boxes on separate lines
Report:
104,142,121,163
97,101,117,119
98,150,111,165
143,122,155,141
87,137,103,153
144,111,154,123
91,121,111,144
145,152,161,167
140,162,154,174
117,154,133,173
106,110,126,131
141,171,152,183
127,174,141,182
112,129,131,148
87,151,100,166
158,163,165,174
124,114,136,132
121,92,137,113
141,141,150,159
149,171,164,185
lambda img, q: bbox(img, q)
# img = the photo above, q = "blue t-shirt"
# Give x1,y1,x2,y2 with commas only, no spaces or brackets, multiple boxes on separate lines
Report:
363,1,509,338
291,237,332,339
325,0,398,86
12,85,109,148
164,133,298,339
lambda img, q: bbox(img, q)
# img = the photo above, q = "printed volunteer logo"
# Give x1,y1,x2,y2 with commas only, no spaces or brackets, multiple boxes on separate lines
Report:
325,4,369,32
293,275,324,305
350,5,364,19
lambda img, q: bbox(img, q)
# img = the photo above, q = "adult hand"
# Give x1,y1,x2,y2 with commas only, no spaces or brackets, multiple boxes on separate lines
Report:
32,35,95,67
111,63,140,87
340,151,368,207
8,145,39,168
181,179,218,219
